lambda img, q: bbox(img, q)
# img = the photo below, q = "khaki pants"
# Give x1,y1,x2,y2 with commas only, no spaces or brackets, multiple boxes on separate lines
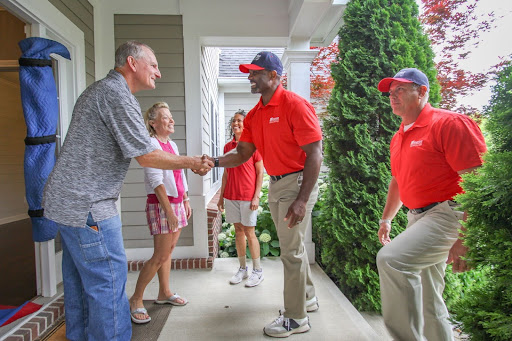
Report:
377,201,464,341
268,172,318,319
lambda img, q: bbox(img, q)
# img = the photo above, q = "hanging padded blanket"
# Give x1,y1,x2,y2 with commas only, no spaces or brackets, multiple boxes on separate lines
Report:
18,37,70,242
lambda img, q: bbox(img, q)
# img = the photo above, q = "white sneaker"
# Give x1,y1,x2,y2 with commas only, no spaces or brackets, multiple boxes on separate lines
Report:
230,266,248,284
305,296,319,312
263,315,310,338
279,296,319,316
245,269,264,287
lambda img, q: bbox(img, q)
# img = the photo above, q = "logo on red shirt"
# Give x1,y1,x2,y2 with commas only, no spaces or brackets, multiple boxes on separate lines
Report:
410,140,423,147
269,117,279,124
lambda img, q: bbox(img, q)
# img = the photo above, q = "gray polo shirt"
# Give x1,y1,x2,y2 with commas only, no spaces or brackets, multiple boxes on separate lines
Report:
43,70,156,227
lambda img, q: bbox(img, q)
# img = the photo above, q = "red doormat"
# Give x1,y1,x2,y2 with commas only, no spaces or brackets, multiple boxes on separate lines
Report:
0,301,42,326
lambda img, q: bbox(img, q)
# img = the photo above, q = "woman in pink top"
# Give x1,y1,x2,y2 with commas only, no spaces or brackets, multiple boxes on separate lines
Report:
129,102,191,324
218,110,264,287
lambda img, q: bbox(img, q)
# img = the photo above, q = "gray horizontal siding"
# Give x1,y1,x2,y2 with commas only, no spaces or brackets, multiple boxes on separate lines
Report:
49,0,95,85
115,14,189,250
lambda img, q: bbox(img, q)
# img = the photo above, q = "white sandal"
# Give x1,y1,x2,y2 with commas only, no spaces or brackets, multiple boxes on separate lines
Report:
155,293,188,306
130,307,151,324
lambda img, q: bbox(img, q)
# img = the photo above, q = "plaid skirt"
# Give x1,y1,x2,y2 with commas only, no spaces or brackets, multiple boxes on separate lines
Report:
146,201,188,235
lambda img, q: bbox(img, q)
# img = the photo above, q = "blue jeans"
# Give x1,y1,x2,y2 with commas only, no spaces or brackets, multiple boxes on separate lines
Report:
58,214,131,341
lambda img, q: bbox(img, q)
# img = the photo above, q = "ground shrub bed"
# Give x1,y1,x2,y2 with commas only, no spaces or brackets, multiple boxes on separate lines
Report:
218,175,280,259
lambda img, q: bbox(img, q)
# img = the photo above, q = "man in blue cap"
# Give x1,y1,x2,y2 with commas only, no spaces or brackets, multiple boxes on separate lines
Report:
376,68,487,340
208,51,323,337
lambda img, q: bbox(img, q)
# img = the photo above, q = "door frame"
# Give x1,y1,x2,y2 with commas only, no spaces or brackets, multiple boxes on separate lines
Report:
0,0,86,297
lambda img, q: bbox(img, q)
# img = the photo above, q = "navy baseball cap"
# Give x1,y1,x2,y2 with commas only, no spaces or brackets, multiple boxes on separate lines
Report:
239,51,283,76
378,68,429,92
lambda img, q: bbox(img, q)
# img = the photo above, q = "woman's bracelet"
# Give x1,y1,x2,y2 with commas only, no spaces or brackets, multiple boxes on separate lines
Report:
183,198,190,202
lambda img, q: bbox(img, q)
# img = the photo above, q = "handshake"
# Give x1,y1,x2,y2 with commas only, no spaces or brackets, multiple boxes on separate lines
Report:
191,154,215,176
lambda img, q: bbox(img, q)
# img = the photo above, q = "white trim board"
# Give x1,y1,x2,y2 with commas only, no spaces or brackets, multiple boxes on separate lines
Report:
1,0,87,298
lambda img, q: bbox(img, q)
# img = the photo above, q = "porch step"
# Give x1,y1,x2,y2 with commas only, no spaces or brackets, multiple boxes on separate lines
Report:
126,257,386,340
1,294,64,341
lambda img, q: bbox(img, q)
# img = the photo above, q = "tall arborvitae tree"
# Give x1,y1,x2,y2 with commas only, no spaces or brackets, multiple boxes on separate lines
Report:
316,0,440,311
452,61,512,340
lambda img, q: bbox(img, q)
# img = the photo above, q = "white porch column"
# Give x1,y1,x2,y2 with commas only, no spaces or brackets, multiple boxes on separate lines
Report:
281,49,319,264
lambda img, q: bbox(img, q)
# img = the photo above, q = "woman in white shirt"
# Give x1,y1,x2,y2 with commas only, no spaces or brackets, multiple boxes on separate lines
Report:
129,102,191,324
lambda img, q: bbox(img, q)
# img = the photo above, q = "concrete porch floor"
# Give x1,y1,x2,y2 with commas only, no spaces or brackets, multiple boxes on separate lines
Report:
126,257,392,341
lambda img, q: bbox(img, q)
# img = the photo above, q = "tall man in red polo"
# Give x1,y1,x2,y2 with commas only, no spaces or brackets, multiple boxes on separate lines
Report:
209,51,323,338
376,68,487,341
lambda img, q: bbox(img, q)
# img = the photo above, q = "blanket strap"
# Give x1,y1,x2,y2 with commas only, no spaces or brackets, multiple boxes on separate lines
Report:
25,135,56,145
28,209,44,218
18,58,52,67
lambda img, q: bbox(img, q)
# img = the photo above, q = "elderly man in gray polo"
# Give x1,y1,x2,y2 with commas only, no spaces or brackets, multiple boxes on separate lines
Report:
43,41,212,341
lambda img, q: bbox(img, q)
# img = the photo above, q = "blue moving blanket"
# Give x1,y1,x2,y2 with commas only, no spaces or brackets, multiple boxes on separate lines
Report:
18,37,70,242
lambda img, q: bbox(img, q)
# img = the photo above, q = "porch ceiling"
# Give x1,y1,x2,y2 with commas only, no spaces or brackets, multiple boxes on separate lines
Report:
289,0,349,47
187,0,347,48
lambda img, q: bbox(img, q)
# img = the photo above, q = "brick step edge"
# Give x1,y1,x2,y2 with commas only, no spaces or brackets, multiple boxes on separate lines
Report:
3,294,65,341
128,257,215,271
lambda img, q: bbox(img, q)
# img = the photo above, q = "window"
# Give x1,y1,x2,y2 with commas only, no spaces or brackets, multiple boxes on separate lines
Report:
51,58,62,156
50,57,63,253
210,99,220,183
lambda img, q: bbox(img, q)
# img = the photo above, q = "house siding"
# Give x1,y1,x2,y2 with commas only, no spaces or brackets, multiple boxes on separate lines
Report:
115,14,193,248
200,46,222,185
48,0,95,86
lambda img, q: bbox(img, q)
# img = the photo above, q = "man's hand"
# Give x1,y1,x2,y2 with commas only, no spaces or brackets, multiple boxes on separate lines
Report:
378,221,392,246
284,199,307,228
204,154,215,163
447,237,470,273
191,155,213,176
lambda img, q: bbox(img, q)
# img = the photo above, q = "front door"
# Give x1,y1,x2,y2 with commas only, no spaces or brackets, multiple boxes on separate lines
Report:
0,5,36,306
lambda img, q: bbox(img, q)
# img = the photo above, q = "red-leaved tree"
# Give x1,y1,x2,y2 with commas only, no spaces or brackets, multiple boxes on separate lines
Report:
310,40,339,115
419,0,505,115
281,40,338,117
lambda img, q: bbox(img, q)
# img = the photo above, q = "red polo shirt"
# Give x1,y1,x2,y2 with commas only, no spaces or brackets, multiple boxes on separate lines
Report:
223,139,263,201
239,84,322,176
390,104,486,209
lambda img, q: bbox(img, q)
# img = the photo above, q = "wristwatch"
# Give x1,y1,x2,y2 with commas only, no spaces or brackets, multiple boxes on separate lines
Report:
379,219,391,225
214,157,219,168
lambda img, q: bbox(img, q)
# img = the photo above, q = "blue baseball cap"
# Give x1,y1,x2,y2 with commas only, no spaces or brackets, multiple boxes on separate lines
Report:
239,51,283,76
378,68,429,92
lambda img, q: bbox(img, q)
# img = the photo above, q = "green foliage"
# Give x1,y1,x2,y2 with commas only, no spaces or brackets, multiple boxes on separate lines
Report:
443,265,489,312
217,223,237,258
450,61,512,340
218,176,281,258
316,0,440,311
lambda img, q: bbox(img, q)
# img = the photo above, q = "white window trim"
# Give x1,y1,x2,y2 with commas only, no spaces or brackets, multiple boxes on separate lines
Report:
1,0,86,297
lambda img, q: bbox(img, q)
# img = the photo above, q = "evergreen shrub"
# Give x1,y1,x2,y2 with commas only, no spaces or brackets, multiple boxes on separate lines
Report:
315,0,440,311
218,175,281,258
450,61,512,340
